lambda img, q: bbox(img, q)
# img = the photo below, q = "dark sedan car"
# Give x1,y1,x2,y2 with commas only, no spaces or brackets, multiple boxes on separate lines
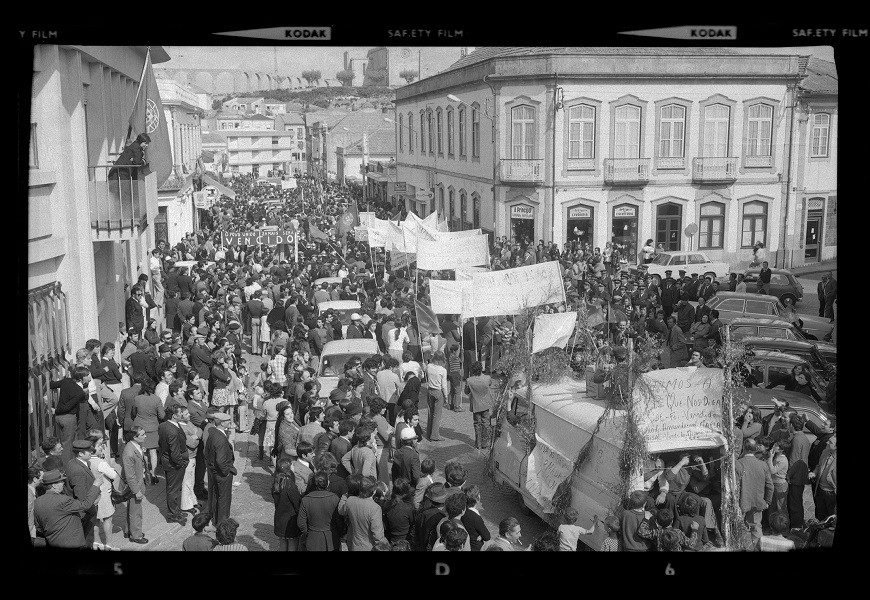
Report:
739,337,834,380
725,317,837,365
706,293,833,341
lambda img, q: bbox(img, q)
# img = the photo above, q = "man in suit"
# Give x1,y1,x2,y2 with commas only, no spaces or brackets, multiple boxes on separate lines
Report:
809,434,837,521
190,335,213,381
128,339,157,387
185,387,209,503
126,286,146,337
49,366,92,465
696,276,713,303
817,274,827,318
226,322,243,361
736,438,773,544
329,419,354,478
694,295,712,324
159,404,190,525
64,439,98,547
786,413,812,528
686,273,702,301
660,279,680,321
34,469,101,549
205,412,237,526
823,272,837,322
117,376,143,437
121,426,149,544
391,427,422,487
665,315,689,368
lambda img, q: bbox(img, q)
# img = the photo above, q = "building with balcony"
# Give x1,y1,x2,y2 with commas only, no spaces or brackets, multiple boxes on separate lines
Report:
27,45,171,455
394,47,813,265
306,111,393,182
225,130,303,177
785,57,837,267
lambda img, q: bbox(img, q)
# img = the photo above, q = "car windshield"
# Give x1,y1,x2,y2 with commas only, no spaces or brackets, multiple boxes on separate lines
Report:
319,353,364,377
651,253,672,266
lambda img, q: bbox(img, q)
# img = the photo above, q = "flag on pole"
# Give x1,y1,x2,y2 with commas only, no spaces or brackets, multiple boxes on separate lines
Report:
126,48,172,186
308,219,329,241
587,302,607,328
531,312,578,354
337,202,359,250
414,300,442,337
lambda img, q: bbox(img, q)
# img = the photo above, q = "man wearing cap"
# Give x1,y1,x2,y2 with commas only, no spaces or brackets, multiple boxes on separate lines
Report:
663,269,675,286
34,469,101,549
65,440,99,547
392,427,422,487
346,313,364,339
205,412,237,526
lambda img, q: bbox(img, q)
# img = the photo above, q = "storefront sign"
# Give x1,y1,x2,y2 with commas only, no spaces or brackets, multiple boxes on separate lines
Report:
613,205,637,218
415,190,434,201
632,368,724,453
511,205,535,219
193,191,209,209
222,230,297,247
394,182,408,193
568,206,592,219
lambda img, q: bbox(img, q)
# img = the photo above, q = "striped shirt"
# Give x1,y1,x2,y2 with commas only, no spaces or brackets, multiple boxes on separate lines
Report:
269,355,288,385
448,354,461,375
212,543,248,551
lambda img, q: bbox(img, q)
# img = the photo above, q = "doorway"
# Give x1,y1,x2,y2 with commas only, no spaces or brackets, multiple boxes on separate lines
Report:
612,204,638,264
805,213,823,262
566,205,593,251
656,203,682,251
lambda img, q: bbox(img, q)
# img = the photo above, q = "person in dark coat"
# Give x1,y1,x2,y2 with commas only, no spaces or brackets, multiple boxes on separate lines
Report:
297,471,342,551
189,335,213,380
205,413,237,527
158,404,190,524
64,440,98,547
34,469,101,549
817,275,827,318
125,286,146,336
272,456,303,551
823,272,837,321
381,477,416,544
128,340,157,387
392,427,422,487
108,133,149,179
49,367,91,465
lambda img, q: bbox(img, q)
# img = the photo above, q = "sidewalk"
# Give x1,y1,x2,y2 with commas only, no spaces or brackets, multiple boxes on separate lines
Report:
789,259,836,278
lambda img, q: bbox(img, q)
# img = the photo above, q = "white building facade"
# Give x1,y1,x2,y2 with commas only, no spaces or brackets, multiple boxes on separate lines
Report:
394,48,809,266
226,130,302,176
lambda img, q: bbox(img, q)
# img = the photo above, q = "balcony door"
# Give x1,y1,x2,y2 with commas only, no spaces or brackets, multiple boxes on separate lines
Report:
511,106,535,159
703,104,730,157
656,203,682,251
614,105,640,159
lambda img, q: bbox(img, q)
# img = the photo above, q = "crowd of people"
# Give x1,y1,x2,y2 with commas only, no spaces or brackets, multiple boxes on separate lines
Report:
27,168,834,552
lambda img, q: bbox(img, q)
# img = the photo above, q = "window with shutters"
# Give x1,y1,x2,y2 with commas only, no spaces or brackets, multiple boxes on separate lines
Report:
436,107,443,156
447,106,454,157
699,202,725,249
510,105,535,159
741,201,768,248
408,112,414,154
471,103,480,158
746,104,773,157
458,107,467,157
811,113,830,157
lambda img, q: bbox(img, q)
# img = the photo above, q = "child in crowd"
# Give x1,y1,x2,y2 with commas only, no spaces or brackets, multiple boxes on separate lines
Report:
557,507,596,551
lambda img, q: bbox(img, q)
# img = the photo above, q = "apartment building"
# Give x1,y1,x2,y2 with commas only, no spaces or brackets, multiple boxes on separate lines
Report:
394,47,813,266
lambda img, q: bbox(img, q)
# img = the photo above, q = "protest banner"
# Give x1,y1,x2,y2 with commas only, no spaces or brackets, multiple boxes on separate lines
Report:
354,226,368,241
416,234,489,271
365,226,386,248
359,211,376,228
428,280,473,316
280,178,297,189
532,312,578,354
432,228,482,240
222,230,297,247
454,266,489,281
525,434,574,513
390,251,414,271
467,261,566,317
632,367,725,453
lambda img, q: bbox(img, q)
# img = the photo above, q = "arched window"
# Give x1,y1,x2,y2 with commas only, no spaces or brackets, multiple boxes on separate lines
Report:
746,104,773,157
699,202,725,249
436,107,443,156
472,193,480,229
447,107,454,156
703,104,730,157
741,201,768,248
471,103,480,158
448,188,455,224
438,186,445,217
460,190,468,230
427,109,434,155
458,107,467,157
511,105,535,159
420,111,426,154
811,113,831,157
614,105,640,159
568,104,595,159
659,105,685,158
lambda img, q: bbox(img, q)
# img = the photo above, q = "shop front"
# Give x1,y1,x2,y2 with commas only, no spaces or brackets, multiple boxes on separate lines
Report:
611,203,639,264
566,204,594,251
510,204,536,246
804,197,825,262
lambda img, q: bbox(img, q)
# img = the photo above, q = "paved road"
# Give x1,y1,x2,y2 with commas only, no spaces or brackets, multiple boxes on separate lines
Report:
101,344,547,551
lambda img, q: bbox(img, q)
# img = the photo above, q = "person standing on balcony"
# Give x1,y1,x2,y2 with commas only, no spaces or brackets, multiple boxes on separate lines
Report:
108,133,150,180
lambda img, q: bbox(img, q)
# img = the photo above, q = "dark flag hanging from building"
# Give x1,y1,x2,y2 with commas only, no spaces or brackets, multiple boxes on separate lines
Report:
126,48,172,187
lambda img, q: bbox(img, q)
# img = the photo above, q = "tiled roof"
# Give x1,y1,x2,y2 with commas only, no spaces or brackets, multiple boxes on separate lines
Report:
799,57,838,95
344,127,395,156
276,113,305,127
246,114,274,121
201,131,227,144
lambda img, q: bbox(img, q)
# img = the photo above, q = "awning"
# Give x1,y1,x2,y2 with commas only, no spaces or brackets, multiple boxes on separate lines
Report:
366,172,387,182
202,174,236,200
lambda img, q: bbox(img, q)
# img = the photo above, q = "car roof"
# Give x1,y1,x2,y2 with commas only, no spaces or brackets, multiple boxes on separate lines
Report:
744,267,792,275
318,300,361,312
315,277,343,285
320,339,379,356
741,337,816,350
712,292,781,302
729,317,793,328
748,350,808,365
656,250,704,256
746,389,822,411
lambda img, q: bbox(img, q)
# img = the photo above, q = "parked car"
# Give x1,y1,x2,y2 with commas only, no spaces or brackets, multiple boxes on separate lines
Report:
706,292,833,341
741,268,804,305
745,350,828,400
314,277,343,288
725,318,837,365
746,389,836,444
316,338,380,400
632,251,730,285
739,337,833,380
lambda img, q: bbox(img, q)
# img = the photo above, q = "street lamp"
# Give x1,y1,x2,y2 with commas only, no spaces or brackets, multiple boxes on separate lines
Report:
448,93,496,237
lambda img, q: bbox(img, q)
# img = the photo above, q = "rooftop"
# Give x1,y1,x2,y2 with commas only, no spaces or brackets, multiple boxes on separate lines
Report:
343,127,395,156
225,96,264,104
276,113,305,127
799,57,838,95
201,131,227,144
